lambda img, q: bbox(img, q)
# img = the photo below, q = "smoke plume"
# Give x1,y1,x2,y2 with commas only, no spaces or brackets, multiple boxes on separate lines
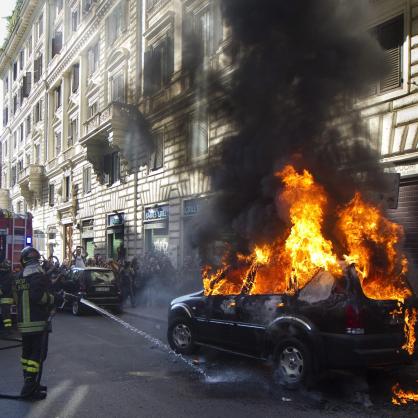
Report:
192,0,392,261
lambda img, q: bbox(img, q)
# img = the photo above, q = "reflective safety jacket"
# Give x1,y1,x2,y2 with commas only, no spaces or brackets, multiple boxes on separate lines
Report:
0,268,14,329
14,263,54,334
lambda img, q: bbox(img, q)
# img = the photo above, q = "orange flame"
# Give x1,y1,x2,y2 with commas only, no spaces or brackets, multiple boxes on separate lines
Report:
392,382,418,405
202,165,413,350
402,308,417,356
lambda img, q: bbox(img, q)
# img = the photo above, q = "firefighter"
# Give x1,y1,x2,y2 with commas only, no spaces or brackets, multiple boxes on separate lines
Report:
0,259,13,333
15,246,55,398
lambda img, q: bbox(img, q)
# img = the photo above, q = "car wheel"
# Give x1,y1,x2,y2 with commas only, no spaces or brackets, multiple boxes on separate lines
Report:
273,337,312,390
72,301,83,316
167,318,198,355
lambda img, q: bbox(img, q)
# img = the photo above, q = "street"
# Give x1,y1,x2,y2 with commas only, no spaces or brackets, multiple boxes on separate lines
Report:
0,304,416,418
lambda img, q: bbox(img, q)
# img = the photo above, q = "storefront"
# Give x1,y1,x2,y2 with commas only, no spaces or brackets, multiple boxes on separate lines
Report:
144,204,169,254
107,212,124,259
81,218,95,258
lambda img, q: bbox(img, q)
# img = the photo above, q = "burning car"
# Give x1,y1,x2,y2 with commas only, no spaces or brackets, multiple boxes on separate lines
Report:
168,165,417,389
168,266,416,389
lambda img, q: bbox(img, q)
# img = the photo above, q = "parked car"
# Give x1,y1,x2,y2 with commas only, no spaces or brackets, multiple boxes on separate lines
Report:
167,266,417,389
62,267,122,316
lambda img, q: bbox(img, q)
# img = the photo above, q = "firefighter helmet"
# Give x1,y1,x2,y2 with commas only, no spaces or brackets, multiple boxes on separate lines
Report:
20,246,41,267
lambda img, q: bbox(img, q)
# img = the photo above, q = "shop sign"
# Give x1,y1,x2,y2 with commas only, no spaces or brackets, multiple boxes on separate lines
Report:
108,213,125,226
144,205,169,222
183,198,208,217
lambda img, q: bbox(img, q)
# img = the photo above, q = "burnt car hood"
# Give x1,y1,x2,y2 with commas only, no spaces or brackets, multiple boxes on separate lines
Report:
170,290,204,305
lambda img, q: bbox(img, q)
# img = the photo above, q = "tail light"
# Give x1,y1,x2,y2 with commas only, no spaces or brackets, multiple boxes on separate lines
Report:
345,304,365,335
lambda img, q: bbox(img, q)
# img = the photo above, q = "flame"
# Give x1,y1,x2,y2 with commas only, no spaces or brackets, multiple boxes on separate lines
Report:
337,193,411,303
202,164,414,353
392,382,418,405
402,308,417,356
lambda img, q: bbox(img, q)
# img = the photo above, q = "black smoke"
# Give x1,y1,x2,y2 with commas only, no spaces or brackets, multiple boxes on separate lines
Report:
192,0,392,261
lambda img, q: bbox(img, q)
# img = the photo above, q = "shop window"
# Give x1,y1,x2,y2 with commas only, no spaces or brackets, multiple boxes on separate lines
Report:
107,1,127,45
83,166,91,194
104,152,120,185
149,131,164,171
143,35,174,96
370,15,404,94
48,184,55,206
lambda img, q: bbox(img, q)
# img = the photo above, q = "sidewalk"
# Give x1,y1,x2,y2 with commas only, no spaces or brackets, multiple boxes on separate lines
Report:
122,303,168,324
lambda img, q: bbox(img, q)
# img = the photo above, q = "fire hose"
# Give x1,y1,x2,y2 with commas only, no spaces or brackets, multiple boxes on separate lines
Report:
0,314,53,400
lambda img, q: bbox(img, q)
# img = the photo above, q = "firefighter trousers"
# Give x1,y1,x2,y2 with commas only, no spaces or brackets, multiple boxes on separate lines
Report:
21,333,48,379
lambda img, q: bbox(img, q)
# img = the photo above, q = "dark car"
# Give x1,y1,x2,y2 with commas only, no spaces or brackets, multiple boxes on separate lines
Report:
167,266,417,389
62,267,122,315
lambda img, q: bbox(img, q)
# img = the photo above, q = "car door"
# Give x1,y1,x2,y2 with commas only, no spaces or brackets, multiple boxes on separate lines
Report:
206,295,240,349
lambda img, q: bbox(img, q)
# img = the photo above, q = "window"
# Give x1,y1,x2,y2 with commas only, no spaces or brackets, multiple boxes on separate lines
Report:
84,0,94,12
22,72,31,98
33,100,43,123
3,107,8,127
13,132,17,149
72,63,80,93
68,117,78,146
143,36,174,96
107,1,127,45
52,29,63,57
150,131,164,171
34,144,40,164
63,175,71,202
19,50,25,70
11,166,17,187
19,124,24,143
26,114,31,135
111,73,125,102
37,14,43,39
71,6,80,33
13,61,18,81
88,43,99,76
13,95,18,113
34,54,43,83
3,76,8,93
88,102,98,117
54,131,62,157
190,116,209,159
371,15,404,94
104,152,120,185
48,184,55,206
83,166,92,194
55,84,62,109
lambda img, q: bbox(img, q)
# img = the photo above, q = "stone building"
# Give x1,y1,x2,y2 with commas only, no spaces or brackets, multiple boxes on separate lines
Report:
364,0,418,275
0,0,230,267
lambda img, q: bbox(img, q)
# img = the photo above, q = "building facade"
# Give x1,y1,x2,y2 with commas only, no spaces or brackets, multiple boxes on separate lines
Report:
0,0,230,268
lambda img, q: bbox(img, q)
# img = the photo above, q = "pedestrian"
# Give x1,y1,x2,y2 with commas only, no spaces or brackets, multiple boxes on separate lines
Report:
117,244,126,263
0,259,13,333
72,247,86,268
14,246,55,399
120,261,135,308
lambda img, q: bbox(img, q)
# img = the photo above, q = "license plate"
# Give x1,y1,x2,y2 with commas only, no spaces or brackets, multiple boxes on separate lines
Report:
95,287,110,292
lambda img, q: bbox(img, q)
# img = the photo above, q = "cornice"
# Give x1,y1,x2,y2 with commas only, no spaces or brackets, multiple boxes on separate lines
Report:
0,0,40,75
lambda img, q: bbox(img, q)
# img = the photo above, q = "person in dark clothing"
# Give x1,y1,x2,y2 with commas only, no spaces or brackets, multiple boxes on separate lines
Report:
0,260,13,332
120,261,135,308
14,246,55,398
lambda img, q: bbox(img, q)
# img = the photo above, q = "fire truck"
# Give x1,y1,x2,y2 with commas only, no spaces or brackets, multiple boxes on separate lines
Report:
0,209,33,269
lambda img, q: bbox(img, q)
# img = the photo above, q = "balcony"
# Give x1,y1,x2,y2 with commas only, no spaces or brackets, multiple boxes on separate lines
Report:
18,164,44,207
81,102,149,182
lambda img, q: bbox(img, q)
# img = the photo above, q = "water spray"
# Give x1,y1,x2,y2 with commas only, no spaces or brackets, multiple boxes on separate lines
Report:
79,298,207,378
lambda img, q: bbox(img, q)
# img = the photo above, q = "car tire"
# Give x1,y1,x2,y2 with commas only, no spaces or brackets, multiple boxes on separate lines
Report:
167,318,198,355
72,300,84,316
273,337,313,390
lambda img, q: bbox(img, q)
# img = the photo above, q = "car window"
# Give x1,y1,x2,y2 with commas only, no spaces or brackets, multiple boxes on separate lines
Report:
298,270,335,303
88,270,115,284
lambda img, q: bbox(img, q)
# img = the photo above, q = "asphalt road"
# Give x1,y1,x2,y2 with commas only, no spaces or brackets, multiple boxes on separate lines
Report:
0,307,416,418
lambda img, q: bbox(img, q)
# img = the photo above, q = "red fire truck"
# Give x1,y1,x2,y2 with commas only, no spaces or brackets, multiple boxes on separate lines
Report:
0,209,33,269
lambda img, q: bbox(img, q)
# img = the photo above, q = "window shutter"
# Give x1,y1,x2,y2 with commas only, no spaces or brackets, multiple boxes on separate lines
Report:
380,47,402,92
163,36,174,85
153,46,162,92
25,72,32,96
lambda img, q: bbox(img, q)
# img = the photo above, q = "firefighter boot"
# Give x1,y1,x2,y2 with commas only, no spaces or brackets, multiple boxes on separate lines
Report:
20,375,37,397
